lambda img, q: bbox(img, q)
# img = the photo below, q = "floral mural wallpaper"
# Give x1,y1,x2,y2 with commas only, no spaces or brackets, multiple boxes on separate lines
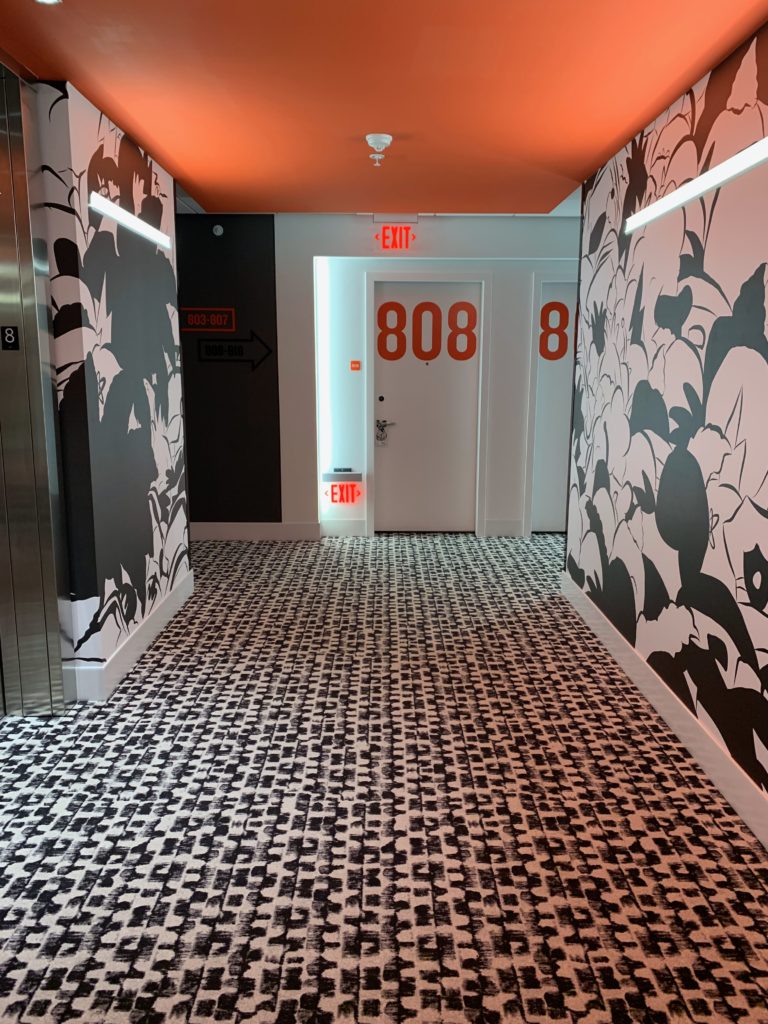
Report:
567,25,768,791
38,83,190,670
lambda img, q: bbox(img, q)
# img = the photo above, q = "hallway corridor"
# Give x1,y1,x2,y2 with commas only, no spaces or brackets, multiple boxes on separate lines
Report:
1,535,767,1023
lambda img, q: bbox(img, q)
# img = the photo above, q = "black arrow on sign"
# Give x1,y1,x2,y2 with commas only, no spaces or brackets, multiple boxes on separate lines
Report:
198,330,272,371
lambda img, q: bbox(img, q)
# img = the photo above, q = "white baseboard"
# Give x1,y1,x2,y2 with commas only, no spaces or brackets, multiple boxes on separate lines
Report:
561,573,768,851
63,572,194,702
191,521,321,541
321,519,368,537
484,519,524,537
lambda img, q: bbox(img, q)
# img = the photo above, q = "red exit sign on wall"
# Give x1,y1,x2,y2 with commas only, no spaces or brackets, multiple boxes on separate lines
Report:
375,225,416,251
328,483,362,504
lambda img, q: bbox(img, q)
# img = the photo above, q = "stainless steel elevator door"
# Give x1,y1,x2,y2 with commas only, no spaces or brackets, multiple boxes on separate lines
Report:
0,67,65,715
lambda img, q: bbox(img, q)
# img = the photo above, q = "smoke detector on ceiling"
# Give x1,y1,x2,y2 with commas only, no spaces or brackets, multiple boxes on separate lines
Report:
366,133,393,168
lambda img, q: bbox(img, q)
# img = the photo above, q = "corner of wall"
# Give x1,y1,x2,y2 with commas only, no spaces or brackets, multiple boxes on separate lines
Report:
34,80,192,697
64,571,194,701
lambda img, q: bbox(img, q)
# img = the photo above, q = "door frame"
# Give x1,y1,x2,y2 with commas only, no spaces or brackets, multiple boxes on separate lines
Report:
364,269,494,537
522,267,580,536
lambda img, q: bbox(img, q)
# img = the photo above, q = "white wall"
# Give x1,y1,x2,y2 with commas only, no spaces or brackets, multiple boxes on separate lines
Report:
275,213,581,533
316,256,578,537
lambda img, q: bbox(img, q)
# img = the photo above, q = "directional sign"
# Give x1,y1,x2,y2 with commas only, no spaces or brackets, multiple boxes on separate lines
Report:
197,330,272,371
181,307,236,332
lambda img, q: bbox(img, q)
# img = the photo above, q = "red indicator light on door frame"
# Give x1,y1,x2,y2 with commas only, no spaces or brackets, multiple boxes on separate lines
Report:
350,360,361,371
375,225,416,251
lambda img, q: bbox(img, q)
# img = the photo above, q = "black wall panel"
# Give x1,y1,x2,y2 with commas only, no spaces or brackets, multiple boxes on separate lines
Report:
177,214,281,522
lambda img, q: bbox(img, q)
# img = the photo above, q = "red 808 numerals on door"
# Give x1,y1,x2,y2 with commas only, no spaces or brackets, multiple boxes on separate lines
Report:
377,301,478,361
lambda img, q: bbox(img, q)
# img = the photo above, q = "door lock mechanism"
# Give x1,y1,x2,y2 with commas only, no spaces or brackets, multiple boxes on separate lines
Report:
376,419,396,446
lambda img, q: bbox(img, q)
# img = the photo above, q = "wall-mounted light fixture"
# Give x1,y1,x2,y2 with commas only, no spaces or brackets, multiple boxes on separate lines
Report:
34,0,63,6
89,191,172,250
625,135,768,234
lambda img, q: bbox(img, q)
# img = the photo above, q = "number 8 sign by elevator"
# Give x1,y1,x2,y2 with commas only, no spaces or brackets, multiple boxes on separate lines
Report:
376,301,478,361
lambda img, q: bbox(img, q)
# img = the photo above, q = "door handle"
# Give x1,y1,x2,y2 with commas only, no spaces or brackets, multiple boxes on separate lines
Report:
375,419,396,445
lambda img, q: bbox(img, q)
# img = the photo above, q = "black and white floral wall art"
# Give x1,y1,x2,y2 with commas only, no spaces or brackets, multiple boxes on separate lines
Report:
567,26,768,790
37,83,190,672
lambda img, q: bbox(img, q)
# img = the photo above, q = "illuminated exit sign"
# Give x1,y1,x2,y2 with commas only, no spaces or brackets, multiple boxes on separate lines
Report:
327,483,362,504
375,225,416,251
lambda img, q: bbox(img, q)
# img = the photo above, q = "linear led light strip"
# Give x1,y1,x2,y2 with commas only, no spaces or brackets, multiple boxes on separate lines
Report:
89,191,172,250
625,135,768,234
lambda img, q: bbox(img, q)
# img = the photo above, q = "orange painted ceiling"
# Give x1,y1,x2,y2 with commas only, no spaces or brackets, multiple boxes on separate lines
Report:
1,0,767,213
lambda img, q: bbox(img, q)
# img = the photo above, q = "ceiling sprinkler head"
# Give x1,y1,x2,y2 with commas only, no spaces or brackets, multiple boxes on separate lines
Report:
366,133,393,168
366,133,393,152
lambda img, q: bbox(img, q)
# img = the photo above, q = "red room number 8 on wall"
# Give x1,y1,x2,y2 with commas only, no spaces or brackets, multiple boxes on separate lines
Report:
377,300,478,361
539,301,570,361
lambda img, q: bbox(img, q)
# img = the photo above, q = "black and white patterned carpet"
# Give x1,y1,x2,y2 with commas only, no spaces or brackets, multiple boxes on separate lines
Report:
1,534,768,1024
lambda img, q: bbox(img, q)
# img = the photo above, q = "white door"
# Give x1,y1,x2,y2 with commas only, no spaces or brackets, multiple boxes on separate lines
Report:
531,282,577,531
374,280,481,531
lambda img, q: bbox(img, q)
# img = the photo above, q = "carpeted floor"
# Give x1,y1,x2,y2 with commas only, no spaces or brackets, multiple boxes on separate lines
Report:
1,534,767,1023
